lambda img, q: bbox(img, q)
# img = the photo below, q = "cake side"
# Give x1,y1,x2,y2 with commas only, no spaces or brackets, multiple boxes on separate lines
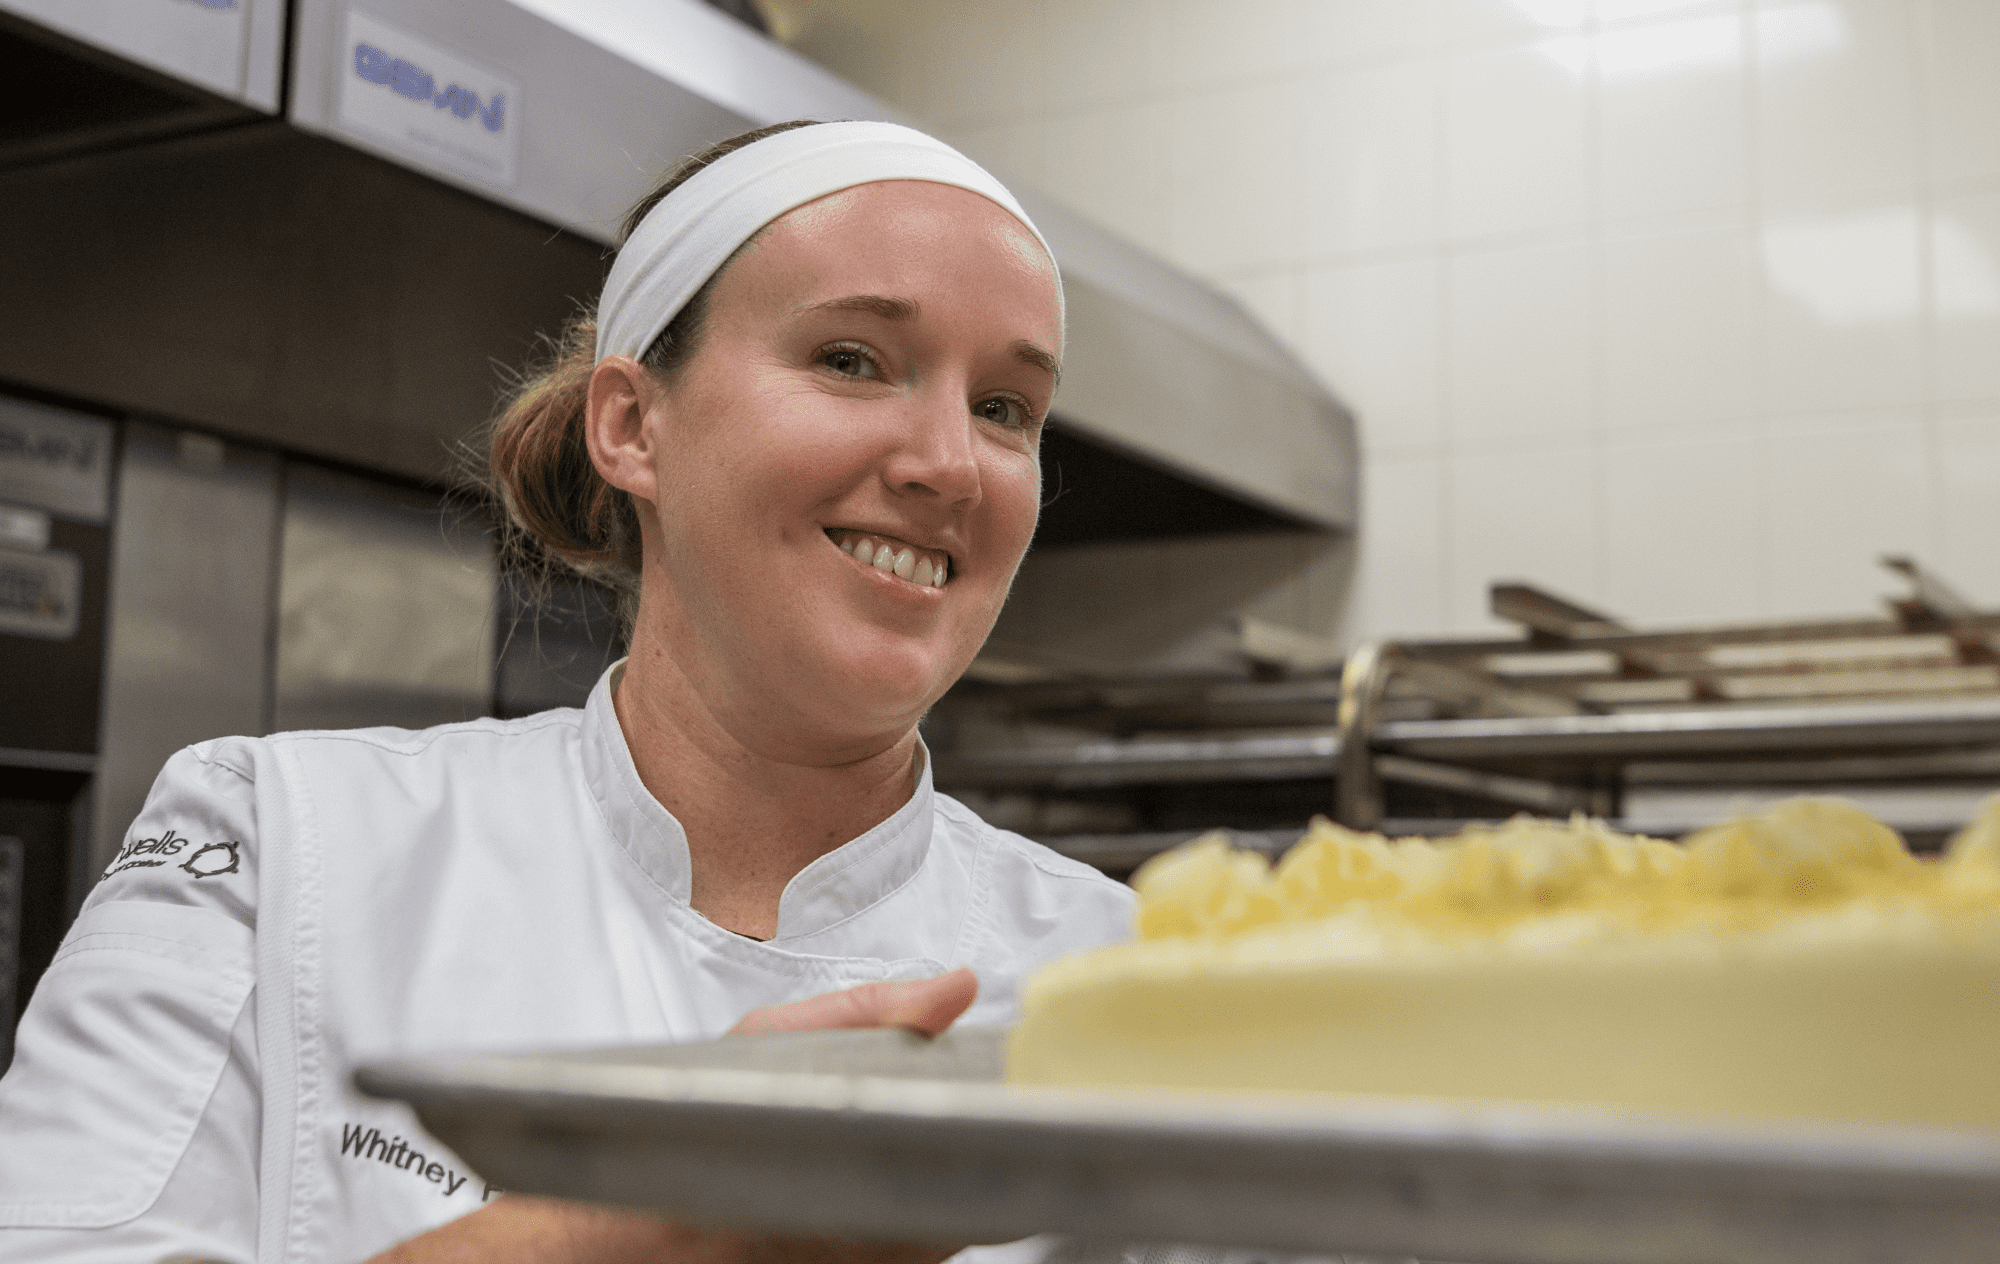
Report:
1007,798,2000,1128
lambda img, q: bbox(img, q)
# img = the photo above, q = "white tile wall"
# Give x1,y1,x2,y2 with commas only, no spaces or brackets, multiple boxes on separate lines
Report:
1447,239,1594,444
1759,202,1925,414
1448,440,1599,631
1352,450,1449,637
1442,42,1591,241
1921,0,2000,188
1044,0,1169,111
1172,0,1320,87
1301,59,1443,255
1041,98,1176,257
1932,189,2000,402
1302,255,1444,452
1753,0,1922,205
1305,0,1439,64
1600,422,1763,623
1436,0,1587,45
1762,412,1931,616
1601,222,1760,430
778,0,2000,639
1168,81,1309,273
1936,408,2000,604
1596,8,1751,222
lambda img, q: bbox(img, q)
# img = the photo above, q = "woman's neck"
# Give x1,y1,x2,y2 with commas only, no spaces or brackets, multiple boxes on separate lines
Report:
611,638,921,941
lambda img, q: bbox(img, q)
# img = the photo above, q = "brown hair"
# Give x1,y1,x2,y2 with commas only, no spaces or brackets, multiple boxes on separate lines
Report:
484,119,824,622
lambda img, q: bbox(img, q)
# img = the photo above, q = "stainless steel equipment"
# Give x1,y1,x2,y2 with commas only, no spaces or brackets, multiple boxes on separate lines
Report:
0,0,1355,528
281,0,1355,531
0,393,114,1051
356,1026,2000,1264
272,463,495,734
92,423,281,880
933,559,2000,872
2,0,284,111
1334,561,2000,839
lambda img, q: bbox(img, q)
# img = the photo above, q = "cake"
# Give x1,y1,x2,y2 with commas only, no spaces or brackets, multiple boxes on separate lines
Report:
1007,798,2000,1128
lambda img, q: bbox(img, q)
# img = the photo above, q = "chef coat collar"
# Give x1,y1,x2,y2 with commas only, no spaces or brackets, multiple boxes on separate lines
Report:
579,661,936,942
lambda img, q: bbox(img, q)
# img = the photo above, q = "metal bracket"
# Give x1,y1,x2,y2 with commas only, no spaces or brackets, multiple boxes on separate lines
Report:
1334,640,1397,830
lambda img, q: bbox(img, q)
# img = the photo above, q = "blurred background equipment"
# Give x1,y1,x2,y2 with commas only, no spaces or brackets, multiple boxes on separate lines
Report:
932,558,2000,875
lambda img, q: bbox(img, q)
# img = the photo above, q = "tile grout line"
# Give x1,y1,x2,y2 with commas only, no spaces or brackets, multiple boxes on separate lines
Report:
1744,0,1775,623
1585,6,1611,614
1433,16,1459,634
1909,0,1947,575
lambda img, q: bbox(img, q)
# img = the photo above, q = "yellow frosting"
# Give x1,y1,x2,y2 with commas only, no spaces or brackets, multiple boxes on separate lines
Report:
1009,798,2000,1128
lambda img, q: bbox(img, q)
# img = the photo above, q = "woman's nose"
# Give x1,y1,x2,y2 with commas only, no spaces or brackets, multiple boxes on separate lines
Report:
882,390,982,505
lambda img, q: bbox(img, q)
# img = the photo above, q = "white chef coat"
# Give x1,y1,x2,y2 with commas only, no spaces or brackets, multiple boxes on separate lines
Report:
0,665,1136,1264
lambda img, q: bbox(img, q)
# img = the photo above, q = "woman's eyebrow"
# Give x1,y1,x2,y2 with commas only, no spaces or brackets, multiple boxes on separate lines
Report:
1013,339,1061,386
798,294,918,321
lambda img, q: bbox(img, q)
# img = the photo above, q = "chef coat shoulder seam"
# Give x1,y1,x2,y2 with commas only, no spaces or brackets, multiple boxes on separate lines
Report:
938,798,1115,887
261,709,580,759
1001,833,1120,885
188,737,259,786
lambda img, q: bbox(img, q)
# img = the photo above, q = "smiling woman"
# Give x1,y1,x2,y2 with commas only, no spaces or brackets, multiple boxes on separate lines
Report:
0,123,1133,1264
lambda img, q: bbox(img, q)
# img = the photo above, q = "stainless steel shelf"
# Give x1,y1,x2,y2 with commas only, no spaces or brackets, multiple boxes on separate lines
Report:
1378,696,2000,762
936,569,2000,850
940,696,2000,787
939,732,1340,789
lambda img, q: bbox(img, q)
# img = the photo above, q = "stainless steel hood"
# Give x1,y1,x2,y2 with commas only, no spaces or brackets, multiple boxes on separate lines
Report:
2,0,286,112
0,0,1354,532
280,0,1356,531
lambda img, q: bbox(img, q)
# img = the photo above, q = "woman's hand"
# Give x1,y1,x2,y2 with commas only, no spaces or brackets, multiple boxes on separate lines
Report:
730,968,978,1037
367,970,979,1264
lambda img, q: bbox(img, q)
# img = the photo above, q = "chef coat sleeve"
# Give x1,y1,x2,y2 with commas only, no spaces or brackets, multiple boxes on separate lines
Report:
0,740,264,1263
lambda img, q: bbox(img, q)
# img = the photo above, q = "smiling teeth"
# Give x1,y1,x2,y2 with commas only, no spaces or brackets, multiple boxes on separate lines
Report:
834,531,948,587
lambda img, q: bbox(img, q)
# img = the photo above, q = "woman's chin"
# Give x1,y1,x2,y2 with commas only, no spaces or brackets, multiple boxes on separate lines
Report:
779,653,960,745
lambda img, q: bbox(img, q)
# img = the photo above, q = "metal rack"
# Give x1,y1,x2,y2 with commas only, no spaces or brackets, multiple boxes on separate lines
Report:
931,557,2000,871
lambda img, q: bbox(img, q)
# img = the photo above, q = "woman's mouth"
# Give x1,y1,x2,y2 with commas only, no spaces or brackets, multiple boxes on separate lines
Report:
825,528,950,588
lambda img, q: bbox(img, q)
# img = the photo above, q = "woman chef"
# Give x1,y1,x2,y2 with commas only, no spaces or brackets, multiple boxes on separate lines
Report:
0,120,1134,1263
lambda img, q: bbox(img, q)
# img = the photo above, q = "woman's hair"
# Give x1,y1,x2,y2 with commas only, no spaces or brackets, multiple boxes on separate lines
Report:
483,119,823,623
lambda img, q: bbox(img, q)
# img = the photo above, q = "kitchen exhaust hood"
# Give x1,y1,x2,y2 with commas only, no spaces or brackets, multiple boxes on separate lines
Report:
286,0,1356,533
0,0,1354,534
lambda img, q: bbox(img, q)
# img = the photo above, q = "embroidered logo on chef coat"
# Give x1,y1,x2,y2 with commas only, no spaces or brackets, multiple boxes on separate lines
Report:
104,828,192,876
104,829,244,879
179,839,241,879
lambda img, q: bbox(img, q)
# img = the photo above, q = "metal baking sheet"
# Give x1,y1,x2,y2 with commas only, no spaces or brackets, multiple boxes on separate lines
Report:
356,1026,2000,1264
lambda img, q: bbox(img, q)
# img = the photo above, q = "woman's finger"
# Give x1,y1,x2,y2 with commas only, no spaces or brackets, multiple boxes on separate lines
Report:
729,969,978,1037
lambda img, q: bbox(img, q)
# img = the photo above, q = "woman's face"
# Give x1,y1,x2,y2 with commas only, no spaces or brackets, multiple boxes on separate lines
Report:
626,180,1062,762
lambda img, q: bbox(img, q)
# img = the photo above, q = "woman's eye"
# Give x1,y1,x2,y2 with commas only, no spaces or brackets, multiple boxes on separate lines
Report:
819,345,879,379
976,397,1032,428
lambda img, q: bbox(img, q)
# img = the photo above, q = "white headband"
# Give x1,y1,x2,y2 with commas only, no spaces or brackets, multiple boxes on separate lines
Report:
596,121,1057,362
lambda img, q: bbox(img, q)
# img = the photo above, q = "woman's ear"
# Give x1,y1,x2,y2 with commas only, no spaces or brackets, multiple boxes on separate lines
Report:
585,356,662,502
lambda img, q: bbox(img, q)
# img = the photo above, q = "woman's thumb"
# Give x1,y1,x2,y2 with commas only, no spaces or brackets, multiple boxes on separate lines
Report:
729,968,979,1037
